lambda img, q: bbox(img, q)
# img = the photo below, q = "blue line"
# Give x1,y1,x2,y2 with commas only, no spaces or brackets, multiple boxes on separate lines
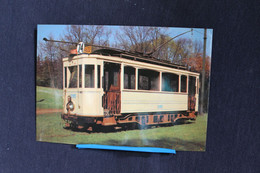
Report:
76,144,176,154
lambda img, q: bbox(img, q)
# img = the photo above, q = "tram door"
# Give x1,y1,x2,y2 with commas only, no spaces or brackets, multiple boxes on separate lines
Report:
103,62,121,115
188,76,196,111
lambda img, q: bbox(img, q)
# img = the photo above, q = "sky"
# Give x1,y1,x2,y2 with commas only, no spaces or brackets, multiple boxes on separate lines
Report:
37,25,213,56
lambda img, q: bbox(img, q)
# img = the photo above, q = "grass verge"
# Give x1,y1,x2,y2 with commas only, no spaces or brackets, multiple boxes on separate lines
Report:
36,112,208,151
36,86,63,109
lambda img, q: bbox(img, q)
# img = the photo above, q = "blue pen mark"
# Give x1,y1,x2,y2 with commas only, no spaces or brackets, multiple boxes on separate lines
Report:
76,144,176,154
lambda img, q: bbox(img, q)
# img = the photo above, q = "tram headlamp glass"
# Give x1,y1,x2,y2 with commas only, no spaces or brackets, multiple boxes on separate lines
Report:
68,102,74,111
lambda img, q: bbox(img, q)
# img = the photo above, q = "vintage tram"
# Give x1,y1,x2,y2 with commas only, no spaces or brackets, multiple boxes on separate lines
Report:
61,43,200,130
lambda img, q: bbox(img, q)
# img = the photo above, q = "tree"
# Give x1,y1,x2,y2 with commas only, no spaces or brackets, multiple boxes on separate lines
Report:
115,26,168,54
193,40,203,57
37,26,112,88
181,53,211,77
39,35,58,87
37,34,64,88
115,26,196,65
61,25,111,54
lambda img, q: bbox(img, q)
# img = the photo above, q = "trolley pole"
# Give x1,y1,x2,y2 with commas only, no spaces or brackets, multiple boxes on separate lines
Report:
200,28,207,115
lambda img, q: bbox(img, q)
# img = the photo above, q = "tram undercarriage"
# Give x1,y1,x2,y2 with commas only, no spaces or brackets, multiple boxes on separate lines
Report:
61,111,197,132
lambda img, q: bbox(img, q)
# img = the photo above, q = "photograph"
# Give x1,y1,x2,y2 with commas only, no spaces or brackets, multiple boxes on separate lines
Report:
36,25,213,151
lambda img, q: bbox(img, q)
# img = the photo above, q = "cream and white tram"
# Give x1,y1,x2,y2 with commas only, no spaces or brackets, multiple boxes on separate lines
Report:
61,45,200,130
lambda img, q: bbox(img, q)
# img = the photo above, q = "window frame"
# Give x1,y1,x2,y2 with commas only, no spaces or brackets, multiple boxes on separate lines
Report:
79,65,82,88
97,65,101,88
124,66,136,90
84,64,95,88
180,75,188,93
137,68,160,91
68,65,78,88
161,72,179,92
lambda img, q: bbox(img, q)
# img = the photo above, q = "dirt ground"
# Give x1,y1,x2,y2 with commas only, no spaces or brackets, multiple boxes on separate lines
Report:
36,109,62,114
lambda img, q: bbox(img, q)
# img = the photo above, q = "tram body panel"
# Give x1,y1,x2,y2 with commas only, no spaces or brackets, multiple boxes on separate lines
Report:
64,90,104,116
121,91,188,113
80,90,104,116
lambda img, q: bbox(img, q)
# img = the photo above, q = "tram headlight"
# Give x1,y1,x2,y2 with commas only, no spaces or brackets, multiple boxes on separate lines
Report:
66,96,74,111
68,102,74,111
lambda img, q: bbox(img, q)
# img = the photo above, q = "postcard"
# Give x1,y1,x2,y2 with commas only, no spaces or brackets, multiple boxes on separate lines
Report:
36,25,213,151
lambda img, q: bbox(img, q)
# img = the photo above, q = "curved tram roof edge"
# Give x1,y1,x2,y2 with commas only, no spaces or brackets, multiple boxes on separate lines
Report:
64,49,200,76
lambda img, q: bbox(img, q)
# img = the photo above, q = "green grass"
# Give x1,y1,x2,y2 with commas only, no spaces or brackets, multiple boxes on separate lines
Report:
36,113,208,151
36,86,63,109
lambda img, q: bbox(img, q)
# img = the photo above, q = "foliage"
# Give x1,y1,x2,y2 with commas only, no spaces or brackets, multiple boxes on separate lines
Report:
182,53,211,77
114,27,197,65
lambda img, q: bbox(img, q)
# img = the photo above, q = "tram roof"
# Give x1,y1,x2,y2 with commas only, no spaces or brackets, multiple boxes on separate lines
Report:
91,48,187,70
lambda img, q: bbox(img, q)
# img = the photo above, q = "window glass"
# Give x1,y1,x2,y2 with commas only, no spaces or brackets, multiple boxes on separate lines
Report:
104,71,109,90
138,69,159,91
124,66,135,89
189,76,196,95
68,66,78,88
79,65,82,88
162,73,179,92
113,71,118,86
97,65,100,88
85,65,94,88
181,75,187,92
103,62,121,90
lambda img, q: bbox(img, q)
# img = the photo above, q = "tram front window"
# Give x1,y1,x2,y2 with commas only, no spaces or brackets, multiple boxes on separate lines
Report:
85,65,94,88
68,66,78,88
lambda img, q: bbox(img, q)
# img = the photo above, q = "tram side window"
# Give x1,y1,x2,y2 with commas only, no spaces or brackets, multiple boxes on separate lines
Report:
68,66,78,88
181,75,187,92
138,69,159,91
79,65,82,88
162,73,179,92
85,65,94,88
124,66,135,89
97,65,101,88
64,67,67,88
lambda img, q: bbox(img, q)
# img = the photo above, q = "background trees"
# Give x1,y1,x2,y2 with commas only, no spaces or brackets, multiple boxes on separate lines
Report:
37,26,111,88
61,25,111,52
